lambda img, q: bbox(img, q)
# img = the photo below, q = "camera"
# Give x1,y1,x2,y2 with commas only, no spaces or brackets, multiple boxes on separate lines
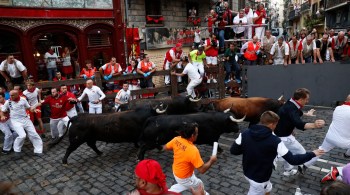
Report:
216,5,224,20
211,40,218,47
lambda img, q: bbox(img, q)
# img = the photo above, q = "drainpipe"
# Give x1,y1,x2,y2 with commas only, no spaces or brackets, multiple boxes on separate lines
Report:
124,0,129,65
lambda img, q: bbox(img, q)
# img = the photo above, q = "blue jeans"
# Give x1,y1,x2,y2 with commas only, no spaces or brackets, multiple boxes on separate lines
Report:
304,56,312,63
225,61,241,81
47,68,57,81
218,29,225,49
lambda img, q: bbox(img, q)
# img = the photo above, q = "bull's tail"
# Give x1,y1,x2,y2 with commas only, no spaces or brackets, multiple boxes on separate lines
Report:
48,116,75,148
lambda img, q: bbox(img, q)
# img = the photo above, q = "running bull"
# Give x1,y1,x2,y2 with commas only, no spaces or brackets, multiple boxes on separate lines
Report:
137,109,245,160
208,96,285,125
54,105,168,164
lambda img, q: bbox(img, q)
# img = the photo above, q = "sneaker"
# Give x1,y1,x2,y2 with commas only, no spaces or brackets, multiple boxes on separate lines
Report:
320,172,334,183
34,153,44,157
283,169,298,176
298,165,307,175
344,153,350,158
235,79,242,84
224,80,230,84
13,152,22,160
1,149,11,155
330,166,339,180
213,79,217,83
207,79,211,84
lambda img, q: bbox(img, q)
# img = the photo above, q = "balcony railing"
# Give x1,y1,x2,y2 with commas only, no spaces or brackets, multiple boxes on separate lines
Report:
288,9,300,20
0,0,112,9
300,2,310,12
145,15,164,26
326,0,349,10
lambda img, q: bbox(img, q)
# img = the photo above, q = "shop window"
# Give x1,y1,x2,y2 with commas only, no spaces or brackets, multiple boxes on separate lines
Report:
88,29,111,47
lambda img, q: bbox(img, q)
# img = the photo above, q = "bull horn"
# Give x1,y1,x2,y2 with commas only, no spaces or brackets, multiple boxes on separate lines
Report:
189,96,202,102
278,95,284,101
229,115,246,123
156,105,168,114
224,103,234,113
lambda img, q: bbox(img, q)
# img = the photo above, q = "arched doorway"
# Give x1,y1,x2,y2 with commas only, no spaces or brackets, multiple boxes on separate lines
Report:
0,26,23,87
28,25,80,81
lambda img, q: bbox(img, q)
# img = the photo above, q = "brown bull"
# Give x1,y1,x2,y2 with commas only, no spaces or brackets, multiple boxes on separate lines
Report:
210,96,285,125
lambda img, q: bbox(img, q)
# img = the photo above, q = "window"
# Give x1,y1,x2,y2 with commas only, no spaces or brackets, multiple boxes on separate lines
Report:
87,29,111,47
145,0,161,16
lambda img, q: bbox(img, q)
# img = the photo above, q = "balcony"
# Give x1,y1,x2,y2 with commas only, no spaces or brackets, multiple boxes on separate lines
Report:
305,13,325,28
326,0,350,10
300,2,310,12
288,9,301,20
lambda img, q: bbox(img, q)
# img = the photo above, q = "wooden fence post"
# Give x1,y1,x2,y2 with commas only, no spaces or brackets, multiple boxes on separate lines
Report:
218,63,225,98
170,70,178,98
94,72,103,90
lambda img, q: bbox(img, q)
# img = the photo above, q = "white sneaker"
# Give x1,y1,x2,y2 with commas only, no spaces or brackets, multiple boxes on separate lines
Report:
283,169,297,176
207,79,211,84
213,79,217,83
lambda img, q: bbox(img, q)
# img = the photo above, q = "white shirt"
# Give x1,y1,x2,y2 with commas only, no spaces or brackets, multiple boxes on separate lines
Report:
78,85,106,105
244,8,254,24
325,105,350,147
0,60,26,78
182,63,201,80
233,16,248,34
270,42,290,58
62,54,72,66
194,31,201,43
44,52,58,68
23,88,40,106
115,89,131,108
1,97,30,120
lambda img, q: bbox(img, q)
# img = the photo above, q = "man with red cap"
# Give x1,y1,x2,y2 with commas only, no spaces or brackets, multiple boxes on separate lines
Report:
130,159,180,195
164,43,183,86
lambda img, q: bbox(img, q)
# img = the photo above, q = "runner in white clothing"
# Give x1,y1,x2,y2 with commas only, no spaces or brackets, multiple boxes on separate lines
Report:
0,93,17,154
171,56,202,99
77,79,106,114
302,95,350,172
0,90,43,156
115,83,131,112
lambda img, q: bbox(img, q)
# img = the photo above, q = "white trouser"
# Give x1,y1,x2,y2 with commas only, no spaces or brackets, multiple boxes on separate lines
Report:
193,62,205,77
245,176,272,195
304,135,350,167
88,103,103,114
11,117,43,153
273,58,284,65
245,26,252,39
165,61,182,84
279,135,306,171
187,78,202,98
169,173,209,195
67,107,78,118
129,84,140,99
0,120,17,151
255,27,265,40
50,116,69,138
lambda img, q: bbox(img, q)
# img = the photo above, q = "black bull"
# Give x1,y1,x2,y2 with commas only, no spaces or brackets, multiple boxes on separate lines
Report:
137,112,244,160
58,105,168,164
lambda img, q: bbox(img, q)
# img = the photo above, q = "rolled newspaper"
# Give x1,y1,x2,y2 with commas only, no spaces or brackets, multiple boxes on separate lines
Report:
212,142,218,156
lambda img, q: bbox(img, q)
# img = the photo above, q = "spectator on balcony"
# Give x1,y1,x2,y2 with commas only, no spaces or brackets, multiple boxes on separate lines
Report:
289,35,301,64
193,27,201,49
333,31,348,60
244,4,254,40
253,3,267,39
0,54,28,87
189,6,197,18
261,30,276,65
299,35,316,64
44,47,58,81
53,71,66,82
80,60,96,80
205,10,217,34
99,57,122,92
233,10,248,39
61,47,76,79
314,34,335,64
216,2,229,52
137,54,156,99
269,36,289,66
204,32,219,83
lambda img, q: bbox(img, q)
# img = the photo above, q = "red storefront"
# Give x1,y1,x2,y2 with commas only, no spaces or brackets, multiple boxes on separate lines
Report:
0,0,126,81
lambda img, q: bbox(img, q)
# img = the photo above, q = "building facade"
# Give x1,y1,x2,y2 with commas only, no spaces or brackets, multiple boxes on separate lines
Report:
0,0,125,81
325,0,350,31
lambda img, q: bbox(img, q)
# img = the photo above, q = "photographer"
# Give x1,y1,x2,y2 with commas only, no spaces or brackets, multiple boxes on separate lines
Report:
224,43,241,84
204,33,219,83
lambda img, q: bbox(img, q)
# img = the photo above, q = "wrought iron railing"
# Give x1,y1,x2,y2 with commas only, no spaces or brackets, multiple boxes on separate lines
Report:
288,9,300,20
300,2,311,12
326,0,349,9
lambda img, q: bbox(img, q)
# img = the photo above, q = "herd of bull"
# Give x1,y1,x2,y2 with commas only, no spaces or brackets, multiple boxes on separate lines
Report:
50,96,285,165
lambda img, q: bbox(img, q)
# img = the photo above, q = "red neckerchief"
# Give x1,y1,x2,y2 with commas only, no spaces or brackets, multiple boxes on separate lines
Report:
245,9,249,14
343,102,350,106
293,41,297,52
292,98,303,109
11,97,20,102
49,51,54,55
28,88,36,93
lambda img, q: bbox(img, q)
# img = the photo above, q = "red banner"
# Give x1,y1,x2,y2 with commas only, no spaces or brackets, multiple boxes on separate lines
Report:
126,28,140,59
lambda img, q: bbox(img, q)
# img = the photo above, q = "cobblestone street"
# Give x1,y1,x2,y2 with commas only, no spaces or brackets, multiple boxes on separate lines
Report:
0,106,349,195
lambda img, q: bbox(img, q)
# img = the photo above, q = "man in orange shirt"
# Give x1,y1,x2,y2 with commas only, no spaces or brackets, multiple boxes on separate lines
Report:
164,122,217,195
